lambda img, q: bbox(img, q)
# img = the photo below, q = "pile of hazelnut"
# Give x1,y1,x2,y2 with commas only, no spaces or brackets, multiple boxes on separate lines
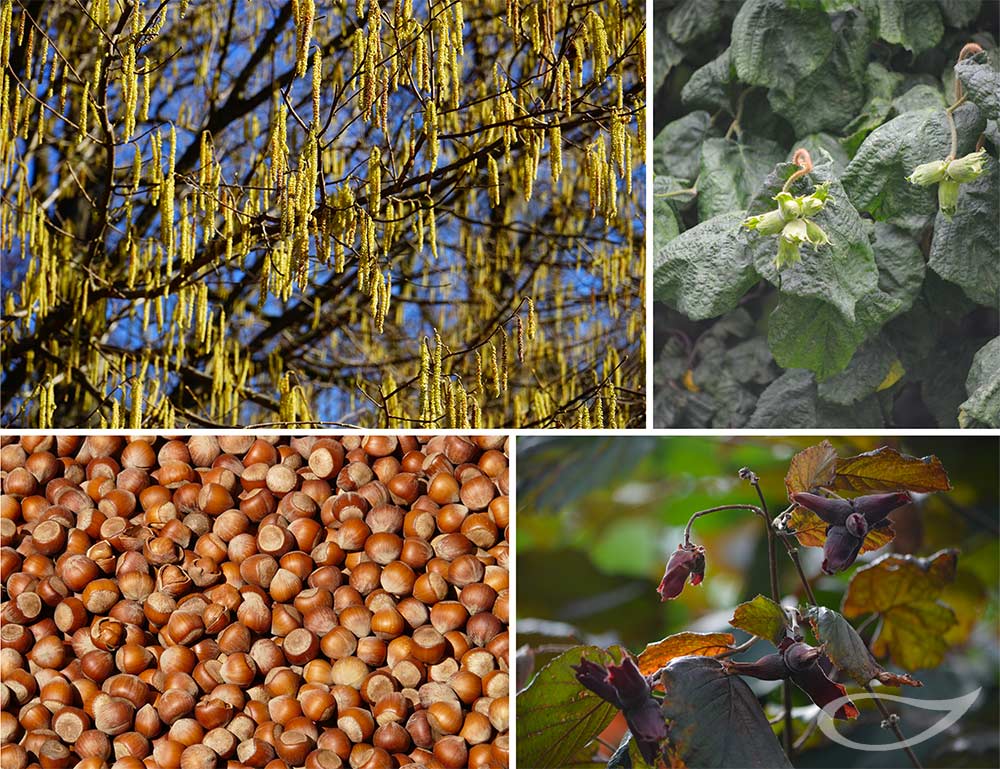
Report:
0,435,509,769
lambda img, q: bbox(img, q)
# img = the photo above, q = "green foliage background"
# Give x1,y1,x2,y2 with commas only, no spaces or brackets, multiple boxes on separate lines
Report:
652,0,999,428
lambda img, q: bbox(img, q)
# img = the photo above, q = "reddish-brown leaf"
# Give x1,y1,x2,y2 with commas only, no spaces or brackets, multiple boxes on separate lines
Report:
832,448,952,493
637,632,735,676
784,441,838,496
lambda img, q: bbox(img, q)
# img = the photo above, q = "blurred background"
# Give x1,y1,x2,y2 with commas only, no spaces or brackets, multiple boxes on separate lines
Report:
515,435,999,768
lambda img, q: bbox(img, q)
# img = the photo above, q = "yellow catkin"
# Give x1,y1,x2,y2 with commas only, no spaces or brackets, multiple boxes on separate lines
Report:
419,336,430,420
487,155,500,207
311,48,322,129
294,0,315,78
368,145,381,215
425,100,438,170
79,81,90,142
427,200,437,260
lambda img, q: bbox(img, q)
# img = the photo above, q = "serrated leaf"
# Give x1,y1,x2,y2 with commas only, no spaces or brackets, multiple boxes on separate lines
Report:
817,337,898,405
517,645,628,768
872,222,925,316
842,550,959,671
654,111,712,181
730,595,788,645
653,212,760,320
785,440,838,495
954,51,999,122
653,193,680,253
928,159,999,308
660,657,793,768
892,84,947,115
938,0,982,26
652,15,683,93
666,0,723,44
731,0,834,94
832,447,952,493
767,10,870,134
842,105,985,224
637,632,735,676
748,369,819,428
959,336,1000,427
863,0,943,54
697,137,786,221
767,294,872,380
808,606,922,687
681,48,736,111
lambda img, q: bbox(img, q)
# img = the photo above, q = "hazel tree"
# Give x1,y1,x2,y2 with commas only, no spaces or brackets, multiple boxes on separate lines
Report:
0,0,645,428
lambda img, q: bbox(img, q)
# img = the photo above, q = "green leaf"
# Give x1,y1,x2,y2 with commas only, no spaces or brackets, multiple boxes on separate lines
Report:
654,111,712,180
928,159,999,308
653,194,680,253
842,104,985,225
767,10,870,135
832,446,953,493
862,0,944,54
816,336,899,405
767,294,870,379
748,369,819,427
730,595,788,645
637,632,736,675
808,606,922,687
652,15,684,93
892,84,947,115
653,212,760,320
842,550,959,671
697,136,786,221
681,48,737,112
960,336,1000,427
516,645,628,768
872,222,925,315
659,657,793,768
954,50,999,122
666,0,723,44
937,0,982,27
731,0,834,94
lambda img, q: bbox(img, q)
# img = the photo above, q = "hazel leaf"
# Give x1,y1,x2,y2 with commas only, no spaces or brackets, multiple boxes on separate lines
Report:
832,446,952,493
730,595,788,646
784,440,838,495
637,632,735,676
842,550,959,671
516,645,628,768
808,606,922,688
660,656,793,768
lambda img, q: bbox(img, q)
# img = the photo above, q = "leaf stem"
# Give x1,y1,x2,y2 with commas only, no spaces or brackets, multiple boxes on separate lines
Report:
782,148,814,192
864,683,923,769
741,469,779,604
717,635,761,659
654,186,697,198
780,537,818,607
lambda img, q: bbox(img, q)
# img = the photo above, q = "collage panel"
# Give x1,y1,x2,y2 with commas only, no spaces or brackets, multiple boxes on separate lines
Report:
651,1,999,428
0,0,645,430
0,434,510,767
515,435,999,768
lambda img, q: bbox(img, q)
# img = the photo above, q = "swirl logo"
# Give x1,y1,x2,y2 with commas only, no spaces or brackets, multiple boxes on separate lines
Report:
817,689,981,751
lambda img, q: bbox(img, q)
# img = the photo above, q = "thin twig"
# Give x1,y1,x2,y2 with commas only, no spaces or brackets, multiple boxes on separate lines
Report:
864,683,923,769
